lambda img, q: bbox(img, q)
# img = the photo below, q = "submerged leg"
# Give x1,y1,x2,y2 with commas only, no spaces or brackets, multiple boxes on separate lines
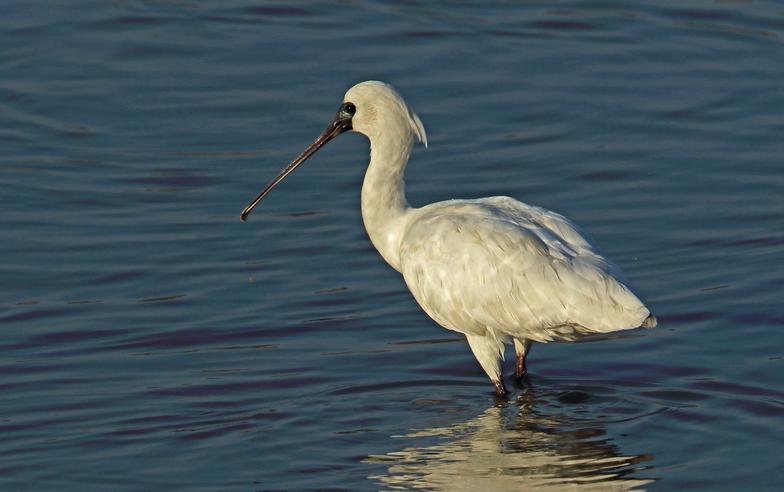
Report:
492,378,508,398
514,339,532,379
465,333,507,397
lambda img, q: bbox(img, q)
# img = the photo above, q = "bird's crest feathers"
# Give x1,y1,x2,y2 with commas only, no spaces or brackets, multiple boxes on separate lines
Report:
409,111,428,148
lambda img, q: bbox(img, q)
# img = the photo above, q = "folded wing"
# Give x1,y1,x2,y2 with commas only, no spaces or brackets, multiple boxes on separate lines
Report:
399,197,651,343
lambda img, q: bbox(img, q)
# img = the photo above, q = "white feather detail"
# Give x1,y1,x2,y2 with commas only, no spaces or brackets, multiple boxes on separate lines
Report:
409,111,428,148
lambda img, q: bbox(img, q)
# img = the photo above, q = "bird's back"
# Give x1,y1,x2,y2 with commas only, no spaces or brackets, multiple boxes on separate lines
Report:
398,196,653,343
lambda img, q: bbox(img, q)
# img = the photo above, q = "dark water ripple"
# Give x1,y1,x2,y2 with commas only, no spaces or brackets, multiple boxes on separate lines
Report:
1,0,783,490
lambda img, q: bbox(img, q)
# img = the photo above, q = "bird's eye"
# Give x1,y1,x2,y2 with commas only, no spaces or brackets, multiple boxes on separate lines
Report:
341,102,356,116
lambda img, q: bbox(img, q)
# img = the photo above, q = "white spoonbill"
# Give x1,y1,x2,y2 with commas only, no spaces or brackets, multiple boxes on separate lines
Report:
241,81,656,397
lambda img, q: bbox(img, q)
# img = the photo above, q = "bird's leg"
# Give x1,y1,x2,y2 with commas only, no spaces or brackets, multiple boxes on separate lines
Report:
514,352,526,378
493,378,508,398
514,339,532,380
465,334,506,398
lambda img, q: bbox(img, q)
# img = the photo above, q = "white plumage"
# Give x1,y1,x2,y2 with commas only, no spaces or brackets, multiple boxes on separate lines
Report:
241,81,656,397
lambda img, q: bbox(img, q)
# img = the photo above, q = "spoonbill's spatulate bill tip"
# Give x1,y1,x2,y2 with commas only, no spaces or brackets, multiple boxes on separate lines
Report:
241,80,657,398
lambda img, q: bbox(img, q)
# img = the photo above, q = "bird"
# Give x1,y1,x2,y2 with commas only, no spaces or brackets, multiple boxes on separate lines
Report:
240,81,656,397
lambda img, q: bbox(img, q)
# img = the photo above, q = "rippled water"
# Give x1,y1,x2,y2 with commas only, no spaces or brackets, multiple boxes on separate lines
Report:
2,1,783,490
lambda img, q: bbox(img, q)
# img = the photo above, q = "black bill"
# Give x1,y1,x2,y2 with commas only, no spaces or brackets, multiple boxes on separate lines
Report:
240,109,353,221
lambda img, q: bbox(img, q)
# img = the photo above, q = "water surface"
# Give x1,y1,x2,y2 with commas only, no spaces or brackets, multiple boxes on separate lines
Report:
2,0,783,489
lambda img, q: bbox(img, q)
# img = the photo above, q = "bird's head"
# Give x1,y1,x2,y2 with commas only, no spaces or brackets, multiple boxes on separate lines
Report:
342,81,427,148
240,81,426,221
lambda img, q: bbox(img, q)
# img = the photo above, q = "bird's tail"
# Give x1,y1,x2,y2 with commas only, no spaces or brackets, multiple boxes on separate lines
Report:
641,314,658,328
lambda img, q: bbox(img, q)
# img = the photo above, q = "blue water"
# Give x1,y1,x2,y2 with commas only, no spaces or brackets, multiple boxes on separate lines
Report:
2,1,783,489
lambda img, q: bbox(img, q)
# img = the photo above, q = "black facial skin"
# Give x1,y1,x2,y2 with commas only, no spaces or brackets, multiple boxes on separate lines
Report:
340,102,356,117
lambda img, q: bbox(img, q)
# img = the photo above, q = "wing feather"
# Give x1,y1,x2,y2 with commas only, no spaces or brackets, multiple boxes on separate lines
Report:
399,198,650,343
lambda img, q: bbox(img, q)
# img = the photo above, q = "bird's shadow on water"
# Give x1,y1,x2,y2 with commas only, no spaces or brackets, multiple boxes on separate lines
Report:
365,377,658,491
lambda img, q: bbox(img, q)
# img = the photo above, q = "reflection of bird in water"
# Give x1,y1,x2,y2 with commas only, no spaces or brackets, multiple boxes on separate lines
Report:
240,81,656,396
365,392,652,491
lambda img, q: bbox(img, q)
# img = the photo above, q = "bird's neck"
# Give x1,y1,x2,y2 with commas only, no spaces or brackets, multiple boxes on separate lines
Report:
360,133,413,272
